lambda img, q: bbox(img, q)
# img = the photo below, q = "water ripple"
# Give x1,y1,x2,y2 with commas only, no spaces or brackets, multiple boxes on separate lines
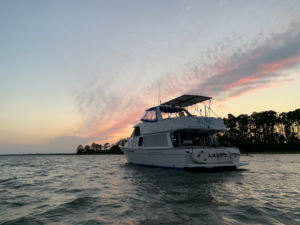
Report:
0,155,299,224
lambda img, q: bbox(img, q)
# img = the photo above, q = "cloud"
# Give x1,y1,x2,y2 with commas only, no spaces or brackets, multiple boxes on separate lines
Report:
216,104,226,109
165,23,300,102
197,47,300,100
72,23,300,144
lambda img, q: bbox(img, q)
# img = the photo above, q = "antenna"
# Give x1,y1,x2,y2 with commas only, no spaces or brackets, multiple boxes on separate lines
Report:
158,83,160,106
209,100,211,117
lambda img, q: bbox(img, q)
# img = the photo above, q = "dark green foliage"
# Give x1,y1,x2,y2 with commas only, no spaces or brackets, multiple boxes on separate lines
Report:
76,145,84,154
217,109,300,152
110,145,123,154
76,141,123,154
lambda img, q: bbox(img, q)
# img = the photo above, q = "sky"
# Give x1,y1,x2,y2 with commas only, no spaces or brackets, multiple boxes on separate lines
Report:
1,0,300,154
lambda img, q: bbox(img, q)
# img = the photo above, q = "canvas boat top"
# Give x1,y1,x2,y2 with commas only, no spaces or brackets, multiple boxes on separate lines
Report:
136,94,227,135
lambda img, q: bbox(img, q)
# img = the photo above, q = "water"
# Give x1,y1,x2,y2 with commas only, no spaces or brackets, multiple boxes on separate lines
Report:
0,155,300,225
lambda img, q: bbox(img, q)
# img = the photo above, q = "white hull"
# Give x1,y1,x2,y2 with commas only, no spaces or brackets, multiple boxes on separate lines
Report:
120,147,248,170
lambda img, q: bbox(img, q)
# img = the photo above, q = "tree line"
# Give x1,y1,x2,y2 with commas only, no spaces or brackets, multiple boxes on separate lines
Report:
216,109,300,152
76,108,300,154
76,142,123,154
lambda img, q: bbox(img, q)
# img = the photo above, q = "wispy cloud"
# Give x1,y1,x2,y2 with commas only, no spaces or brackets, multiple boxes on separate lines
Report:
73,23,300,143
216,104,227,109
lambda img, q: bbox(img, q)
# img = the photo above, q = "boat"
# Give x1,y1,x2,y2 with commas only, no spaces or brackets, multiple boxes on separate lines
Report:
119,94,249,170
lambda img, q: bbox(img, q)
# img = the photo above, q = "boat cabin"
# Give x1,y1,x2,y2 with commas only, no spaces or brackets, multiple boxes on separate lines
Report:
123,95,227,149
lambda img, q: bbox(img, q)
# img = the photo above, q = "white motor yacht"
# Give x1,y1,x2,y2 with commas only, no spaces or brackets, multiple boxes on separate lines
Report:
119,95,249,170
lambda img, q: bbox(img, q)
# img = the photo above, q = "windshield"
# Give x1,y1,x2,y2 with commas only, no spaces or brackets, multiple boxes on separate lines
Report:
160,106,191,119
141,108,157,122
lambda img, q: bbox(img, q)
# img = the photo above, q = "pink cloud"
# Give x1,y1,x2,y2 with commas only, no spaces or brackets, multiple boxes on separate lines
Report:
73,24,300,143
257,54,300,74
216,104,227,109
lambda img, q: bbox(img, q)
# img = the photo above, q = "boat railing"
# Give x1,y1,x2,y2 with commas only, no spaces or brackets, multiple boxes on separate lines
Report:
160,102,220,120
186,102,219,118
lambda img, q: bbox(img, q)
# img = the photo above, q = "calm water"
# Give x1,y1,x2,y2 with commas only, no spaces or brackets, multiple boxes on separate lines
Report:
0,155,300,225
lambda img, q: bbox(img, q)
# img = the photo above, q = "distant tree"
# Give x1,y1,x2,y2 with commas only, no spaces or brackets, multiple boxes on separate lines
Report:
76,145,84,154
76,142,124,154
110,145,124,154
91,143,97,152
114,141,120,147
84,145,92,154
103,143,110,150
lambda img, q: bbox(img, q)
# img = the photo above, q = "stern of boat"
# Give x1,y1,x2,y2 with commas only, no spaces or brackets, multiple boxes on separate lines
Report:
184,147,249,170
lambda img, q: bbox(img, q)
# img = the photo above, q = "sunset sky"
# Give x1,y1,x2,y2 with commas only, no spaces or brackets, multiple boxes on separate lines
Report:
1,0,300,154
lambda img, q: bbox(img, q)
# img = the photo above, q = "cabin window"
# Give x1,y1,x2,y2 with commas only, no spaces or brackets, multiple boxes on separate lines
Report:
131,127,141,137
211,133,219,147
174,131,179,147
161,111,169,119
171,130,217,147
199,132,210,146
179,131,189,146
170,131,180,147
134,127,140,136
189,131,201,146
144,134,168,147
138,137,143,146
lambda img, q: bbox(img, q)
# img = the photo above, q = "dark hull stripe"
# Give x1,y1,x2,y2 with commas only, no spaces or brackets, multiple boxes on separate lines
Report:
129,162,184,170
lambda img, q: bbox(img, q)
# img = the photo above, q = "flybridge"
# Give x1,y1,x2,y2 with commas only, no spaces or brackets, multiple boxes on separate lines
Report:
161,94,211,108
140,94,218,123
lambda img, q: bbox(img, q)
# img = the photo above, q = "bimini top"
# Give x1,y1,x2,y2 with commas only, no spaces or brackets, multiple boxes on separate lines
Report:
161,94,211,108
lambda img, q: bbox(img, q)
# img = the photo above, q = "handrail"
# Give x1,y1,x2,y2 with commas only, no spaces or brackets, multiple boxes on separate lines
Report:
202,103,219,118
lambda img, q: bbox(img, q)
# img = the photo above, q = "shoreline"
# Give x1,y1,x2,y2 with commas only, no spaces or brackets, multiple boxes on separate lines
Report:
1,152,300,156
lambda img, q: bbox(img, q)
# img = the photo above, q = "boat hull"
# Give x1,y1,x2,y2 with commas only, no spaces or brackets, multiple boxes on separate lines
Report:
120,147,248,170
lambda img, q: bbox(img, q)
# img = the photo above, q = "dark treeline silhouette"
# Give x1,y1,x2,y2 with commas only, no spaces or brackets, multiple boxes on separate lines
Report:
77,109,299,154
216,109,300,152
76,141,123,154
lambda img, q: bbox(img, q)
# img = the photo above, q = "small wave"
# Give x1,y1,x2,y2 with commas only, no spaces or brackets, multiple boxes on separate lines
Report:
2,216,44,225
0,177,17,184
